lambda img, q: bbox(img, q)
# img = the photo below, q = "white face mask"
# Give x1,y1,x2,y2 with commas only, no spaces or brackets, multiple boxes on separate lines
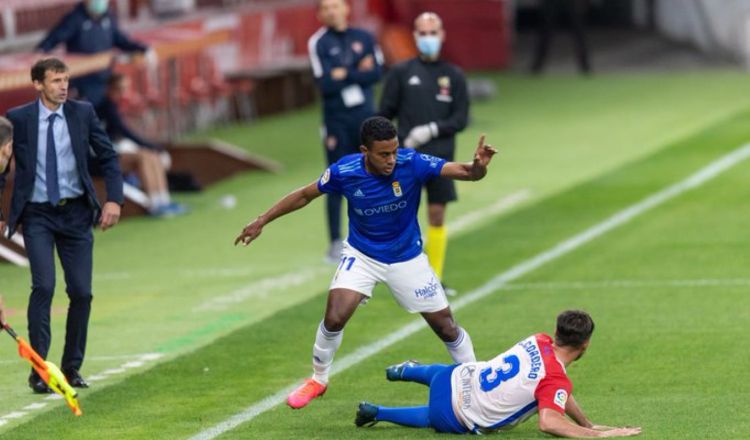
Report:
88,0,109,16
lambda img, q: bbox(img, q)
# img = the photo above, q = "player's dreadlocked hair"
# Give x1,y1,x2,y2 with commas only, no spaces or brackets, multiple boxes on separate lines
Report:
360,116,397,148
555,310,595,348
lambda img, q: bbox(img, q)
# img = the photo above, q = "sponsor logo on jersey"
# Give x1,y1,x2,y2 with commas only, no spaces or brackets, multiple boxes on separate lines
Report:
354,188,365,197
554,389,568,409
351,41,364,54
353,200,408,216
415,277,440,298
458,365,476,409
320,168,331,185
392,181,403,197
408,75,421,86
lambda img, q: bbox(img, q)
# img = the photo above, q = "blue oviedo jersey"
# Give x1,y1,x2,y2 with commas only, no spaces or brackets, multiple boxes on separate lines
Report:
317,149,446,263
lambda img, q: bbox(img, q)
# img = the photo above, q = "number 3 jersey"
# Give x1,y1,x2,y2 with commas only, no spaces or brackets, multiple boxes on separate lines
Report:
450,333,572,434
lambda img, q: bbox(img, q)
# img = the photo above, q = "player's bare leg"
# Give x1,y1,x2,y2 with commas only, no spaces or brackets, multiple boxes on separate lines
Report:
421,307,476,363
287,288,366,409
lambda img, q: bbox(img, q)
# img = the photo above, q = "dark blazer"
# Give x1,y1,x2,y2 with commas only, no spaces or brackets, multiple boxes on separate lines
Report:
0,99,123,237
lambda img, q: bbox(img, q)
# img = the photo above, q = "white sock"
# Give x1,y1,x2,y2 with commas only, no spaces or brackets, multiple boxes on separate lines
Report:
159,191,171,205
445,327,476,363
312,321,343,385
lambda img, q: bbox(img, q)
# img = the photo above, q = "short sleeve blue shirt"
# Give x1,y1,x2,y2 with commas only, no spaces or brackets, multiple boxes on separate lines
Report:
317,149,446,263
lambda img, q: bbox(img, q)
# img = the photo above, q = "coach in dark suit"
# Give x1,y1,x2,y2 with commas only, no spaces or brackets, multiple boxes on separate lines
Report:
0,58,123,393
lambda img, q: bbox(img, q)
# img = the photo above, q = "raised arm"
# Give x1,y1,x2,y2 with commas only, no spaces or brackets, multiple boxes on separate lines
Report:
439,134,497,181
235,180,323,246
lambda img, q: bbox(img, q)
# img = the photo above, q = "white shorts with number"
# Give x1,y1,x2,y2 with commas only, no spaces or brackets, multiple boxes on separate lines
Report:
329,241,449,313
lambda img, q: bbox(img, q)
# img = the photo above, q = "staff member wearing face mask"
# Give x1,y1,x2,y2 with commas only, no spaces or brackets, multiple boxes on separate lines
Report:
379,12,469,294
37,0,151,107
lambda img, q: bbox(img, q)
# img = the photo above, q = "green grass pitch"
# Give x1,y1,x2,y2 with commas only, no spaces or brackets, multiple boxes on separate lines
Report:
0,71,749,438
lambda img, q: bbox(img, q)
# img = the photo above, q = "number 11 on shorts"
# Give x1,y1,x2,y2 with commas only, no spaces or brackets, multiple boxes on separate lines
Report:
338,256,356,271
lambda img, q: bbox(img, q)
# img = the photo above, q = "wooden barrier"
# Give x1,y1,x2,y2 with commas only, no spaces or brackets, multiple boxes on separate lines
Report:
166,139,281,187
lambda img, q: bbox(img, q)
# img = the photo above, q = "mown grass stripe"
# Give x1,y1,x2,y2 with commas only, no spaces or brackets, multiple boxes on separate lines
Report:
187,143,750,440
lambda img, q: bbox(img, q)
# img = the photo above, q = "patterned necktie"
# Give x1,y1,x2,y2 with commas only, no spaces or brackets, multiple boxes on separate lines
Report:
46,113,60,205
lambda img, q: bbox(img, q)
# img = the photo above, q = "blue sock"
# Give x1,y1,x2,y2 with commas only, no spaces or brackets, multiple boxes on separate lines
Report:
402,364,451,385
376,405,430,428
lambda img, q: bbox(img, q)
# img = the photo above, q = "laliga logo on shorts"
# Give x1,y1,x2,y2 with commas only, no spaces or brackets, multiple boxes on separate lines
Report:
415,278,440,298
392,181,403,197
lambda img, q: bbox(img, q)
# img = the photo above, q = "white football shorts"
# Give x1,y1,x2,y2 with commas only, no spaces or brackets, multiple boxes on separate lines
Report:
329,241,449,313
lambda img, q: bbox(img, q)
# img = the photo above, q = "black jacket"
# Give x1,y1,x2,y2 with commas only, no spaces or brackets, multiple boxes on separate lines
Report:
0,99,123,237
380,57,469,150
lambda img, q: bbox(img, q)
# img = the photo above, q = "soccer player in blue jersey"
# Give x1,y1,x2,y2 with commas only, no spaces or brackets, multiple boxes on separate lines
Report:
235,116,497,409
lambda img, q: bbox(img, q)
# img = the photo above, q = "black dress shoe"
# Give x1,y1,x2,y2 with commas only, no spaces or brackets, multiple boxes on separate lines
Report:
62,368,89,388
28,372,52,394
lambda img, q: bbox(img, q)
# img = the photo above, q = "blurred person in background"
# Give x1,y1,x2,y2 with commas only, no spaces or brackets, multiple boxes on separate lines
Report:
308,0,384,263
379,12,469,295
37,0,152,107
96,73,186,217
0,116,12,174
530,0,592,75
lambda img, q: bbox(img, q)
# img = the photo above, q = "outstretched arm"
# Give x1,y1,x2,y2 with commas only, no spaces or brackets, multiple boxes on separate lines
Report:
235,180,323,246
565,394,594,428
440,134,498,181
539,408,641,438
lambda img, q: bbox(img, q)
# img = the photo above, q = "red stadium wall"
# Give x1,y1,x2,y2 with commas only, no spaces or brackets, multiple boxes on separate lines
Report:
381,0,511,70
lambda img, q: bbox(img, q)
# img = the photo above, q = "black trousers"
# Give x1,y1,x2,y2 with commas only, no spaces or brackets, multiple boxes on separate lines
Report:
22,197,93,371
531,0,591,74
322,110,371,242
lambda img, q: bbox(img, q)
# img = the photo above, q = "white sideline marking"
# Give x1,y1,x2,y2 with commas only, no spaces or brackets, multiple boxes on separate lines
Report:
193,267,331,311
95,190,530,284
448,189,532,235
2,412,26,420
0,352,159,365
0,353,164,426
501,278,750,291
187,144,750,440
194,190,531,312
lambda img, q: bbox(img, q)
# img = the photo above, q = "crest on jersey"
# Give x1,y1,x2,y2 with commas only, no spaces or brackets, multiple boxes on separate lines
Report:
320,168,331,185
436,76,453,102
392,181,403,197
352,41,364,54
554,389,568,409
